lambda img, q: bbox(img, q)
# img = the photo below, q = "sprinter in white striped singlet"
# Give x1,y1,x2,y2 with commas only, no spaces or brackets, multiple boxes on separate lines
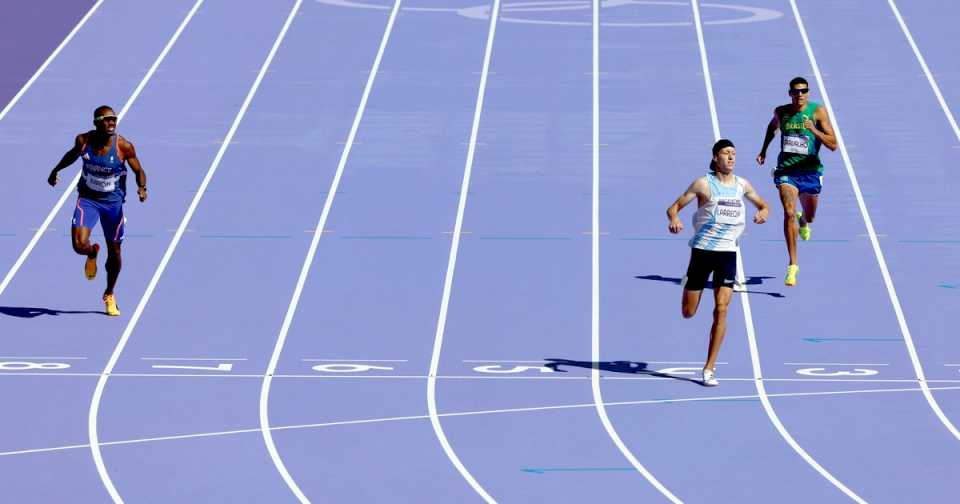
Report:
667,139,769,386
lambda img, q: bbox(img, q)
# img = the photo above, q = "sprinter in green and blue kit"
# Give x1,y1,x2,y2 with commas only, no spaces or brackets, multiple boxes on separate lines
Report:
757,77,837,287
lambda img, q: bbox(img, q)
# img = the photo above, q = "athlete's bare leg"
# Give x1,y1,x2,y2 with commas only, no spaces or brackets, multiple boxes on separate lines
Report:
799,193,818,225
72,226,99,279
71,226,98,257
704,286,732,371
681,288,703,319
104,241,122,296
778,183,800,265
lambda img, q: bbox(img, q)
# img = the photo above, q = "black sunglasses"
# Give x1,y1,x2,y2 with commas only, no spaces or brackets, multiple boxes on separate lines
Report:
789,88,810,95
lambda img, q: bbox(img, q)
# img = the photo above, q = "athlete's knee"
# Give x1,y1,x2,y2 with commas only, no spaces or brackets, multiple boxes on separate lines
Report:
713,303,729,318
71,238,90,255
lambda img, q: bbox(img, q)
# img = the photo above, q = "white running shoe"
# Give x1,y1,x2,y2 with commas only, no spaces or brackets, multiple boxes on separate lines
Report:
702,368,719,386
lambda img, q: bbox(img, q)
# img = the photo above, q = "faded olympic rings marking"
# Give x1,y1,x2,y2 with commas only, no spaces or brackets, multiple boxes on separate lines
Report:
314,0,783,27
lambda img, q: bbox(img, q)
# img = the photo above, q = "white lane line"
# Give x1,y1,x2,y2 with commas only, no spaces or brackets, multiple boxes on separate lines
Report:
6,371,960,383
0,1,185,299
592,2,679,502
784,362,889,366
7,384,960,459
789,0,960,443
888,0,960,143
140,357,247,361
692,1,864,501
427,0,500,502
258,1,396,503
87,2,295,502
0,1,104,122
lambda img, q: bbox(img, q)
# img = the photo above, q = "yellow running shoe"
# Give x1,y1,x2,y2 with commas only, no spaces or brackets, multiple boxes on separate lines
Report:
797,212,811,241
785,264,799,287
103,294,120,317
84,244,99,280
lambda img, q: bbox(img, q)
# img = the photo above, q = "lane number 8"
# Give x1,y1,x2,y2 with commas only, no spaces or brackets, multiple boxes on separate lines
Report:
0,361,71,371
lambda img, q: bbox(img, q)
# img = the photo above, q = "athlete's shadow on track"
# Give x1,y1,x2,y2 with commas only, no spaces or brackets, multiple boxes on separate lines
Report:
543,359,702,385
0,306,107,318
635,274,785,298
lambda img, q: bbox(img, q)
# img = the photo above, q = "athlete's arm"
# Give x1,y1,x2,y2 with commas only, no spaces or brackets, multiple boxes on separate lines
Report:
756,108,781,165
805,106,838,151
667,178,707,234
47,134,85,186
741,178,769,224
120,137,148,202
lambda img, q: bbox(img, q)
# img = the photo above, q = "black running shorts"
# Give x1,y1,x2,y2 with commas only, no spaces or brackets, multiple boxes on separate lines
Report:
682,248,737,291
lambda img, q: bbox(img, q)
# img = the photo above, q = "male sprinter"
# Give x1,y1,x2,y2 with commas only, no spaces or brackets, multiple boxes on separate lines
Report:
667,140,768,386
47,106,147,316
756,77,837,286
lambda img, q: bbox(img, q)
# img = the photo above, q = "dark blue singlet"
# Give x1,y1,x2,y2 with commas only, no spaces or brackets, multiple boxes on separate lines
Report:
77,133,127,203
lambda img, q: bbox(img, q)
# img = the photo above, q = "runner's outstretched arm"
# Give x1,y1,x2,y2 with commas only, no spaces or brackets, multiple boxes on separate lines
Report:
48,134,84,186
756,109,779,165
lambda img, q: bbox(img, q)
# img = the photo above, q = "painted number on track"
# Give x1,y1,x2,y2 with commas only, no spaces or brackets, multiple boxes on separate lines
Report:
796,367,879,377
152,363,234,372
312,364,394,373
0,361,71,371
472,365,556,374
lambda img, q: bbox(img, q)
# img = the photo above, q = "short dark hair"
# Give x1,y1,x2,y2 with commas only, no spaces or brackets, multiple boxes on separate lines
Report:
789,77,808,89
93,105,115,118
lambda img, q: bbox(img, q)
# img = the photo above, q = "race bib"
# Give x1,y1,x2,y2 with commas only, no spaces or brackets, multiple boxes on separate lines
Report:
83,173,117,193
783,134,809,154
715,198,743,225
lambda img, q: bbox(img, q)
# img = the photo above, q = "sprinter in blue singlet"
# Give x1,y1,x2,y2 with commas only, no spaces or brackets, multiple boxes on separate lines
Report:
48,106,148,316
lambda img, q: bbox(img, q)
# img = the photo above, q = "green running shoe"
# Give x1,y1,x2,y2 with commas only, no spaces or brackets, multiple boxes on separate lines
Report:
785,264,799,287
797,211,811,241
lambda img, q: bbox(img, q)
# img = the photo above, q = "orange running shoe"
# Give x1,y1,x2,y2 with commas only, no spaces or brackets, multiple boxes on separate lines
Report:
103,294,120,317
84,244,100,280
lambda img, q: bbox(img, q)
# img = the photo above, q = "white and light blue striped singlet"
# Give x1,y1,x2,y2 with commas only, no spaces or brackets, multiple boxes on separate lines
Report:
689,173,746,252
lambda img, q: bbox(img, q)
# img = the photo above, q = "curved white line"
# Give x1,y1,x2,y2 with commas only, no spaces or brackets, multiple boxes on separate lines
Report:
591,1,683,501
315,0,782,28
10,384,960,459
258,0,402,502
427,0,501,502
87,1,299,501
0,0,105,122
788,0,960,442
689,1,866,501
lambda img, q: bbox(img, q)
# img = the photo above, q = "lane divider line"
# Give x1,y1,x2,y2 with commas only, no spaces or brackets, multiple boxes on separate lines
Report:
887,0,960,143
257,1,400,503
691,1,865,501
0,0,105,122
591,1,681,502
789,0,960,443
86,2,300,502
427,0,501,502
